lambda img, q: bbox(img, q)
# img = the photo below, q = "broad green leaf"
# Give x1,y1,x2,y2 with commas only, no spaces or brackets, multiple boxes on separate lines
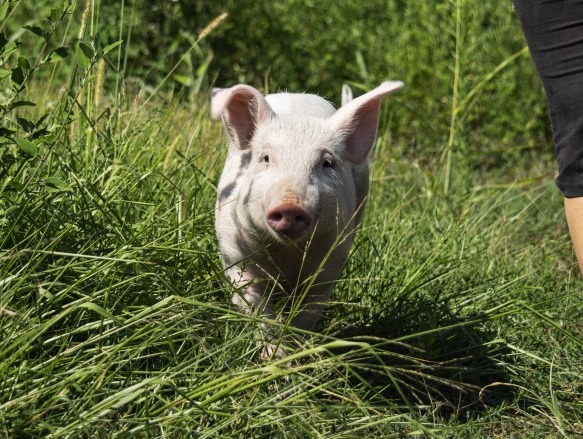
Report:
17,56,31,70
45,46,69,63
103,40,123,55
23,25,45,39
0,68,10,80
15,138,39,156
79,41,95,59
174,74,193,87
0,2,9,21
32,128,50,139
76,47,90,69
44,177,71,192
9,100,36,110
1,41,18,58
35,113,49,127
16,117,34,133
76,42,93,68
8,179,24,191
11,66,24,85
50,7,61,22
0,127,16,138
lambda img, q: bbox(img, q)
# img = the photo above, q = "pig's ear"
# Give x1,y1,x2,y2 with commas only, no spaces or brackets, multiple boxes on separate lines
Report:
330,81,403,164
211,85,274,150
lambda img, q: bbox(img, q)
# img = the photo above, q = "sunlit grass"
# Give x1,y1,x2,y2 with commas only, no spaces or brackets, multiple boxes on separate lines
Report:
1,1,582,438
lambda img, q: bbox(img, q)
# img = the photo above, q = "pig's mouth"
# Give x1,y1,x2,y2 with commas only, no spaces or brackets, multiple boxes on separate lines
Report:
265,220,314,245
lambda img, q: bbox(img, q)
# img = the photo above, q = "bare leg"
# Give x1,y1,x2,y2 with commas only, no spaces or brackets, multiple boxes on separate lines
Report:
564,197,583,273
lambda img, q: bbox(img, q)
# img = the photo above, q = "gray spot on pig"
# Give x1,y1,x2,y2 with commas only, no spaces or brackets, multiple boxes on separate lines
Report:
217,150,252,204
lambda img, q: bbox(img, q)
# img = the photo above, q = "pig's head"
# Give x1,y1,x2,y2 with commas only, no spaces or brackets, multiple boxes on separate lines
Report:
212,82,403,245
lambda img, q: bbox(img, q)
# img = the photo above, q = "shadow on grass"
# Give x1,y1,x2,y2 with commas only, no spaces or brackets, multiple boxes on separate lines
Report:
326,295,517,421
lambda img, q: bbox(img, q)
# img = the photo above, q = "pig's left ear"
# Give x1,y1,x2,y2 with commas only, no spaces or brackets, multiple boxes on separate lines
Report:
211,85,274,150
330,81,403,164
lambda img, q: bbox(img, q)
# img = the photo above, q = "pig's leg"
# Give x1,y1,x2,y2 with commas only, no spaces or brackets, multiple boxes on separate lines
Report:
289,287,333,331
230,279,274,319
228,269,289,359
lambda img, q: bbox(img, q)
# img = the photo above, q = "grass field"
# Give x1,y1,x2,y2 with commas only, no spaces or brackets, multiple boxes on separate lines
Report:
1,1,582,437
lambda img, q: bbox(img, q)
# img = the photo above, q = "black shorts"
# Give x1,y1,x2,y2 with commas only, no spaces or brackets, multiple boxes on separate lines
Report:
513,0,583,198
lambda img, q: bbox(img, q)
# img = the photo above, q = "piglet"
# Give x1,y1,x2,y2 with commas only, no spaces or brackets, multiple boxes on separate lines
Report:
211,81,403,339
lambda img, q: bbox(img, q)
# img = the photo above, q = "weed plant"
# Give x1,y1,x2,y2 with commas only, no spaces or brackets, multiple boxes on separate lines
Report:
0,1,582,438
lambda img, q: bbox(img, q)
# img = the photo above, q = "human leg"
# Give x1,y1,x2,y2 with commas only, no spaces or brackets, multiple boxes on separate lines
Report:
513,0,583,272
564,197,583,272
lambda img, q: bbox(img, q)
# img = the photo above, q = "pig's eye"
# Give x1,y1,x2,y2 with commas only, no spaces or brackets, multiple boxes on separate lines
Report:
322,158,335,169
260,154,269,164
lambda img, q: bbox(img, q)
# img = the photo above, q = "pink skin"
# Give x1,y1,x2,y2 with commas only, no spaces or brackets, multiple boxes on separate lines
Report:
266,203,312,236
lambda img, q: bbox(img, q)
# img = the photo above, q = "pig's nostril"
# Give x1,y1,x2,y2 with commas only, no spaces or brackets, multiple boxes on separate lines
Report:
266,204,312,236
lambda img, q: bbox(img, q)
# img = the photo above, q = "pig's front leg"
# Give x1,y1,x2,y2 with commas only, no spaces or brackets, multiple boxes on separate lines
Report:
289,286,333,331
229,273,274,319
227,268,288,359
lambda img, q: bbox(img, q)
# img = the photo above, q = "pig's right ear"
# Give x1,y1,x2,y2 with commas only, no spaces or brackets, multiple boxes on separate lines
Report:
330,80,403,164
211,85,274,150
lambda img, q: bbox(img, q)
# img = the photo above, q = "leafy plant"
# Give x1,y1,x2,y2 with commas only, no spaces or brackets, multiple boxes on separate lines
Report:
0,1,73,236
0,1,581,438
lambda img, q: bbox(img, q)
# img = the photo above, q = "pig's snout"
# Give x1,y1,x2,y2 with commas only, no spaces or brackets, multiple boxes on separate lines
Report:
266,203,312,236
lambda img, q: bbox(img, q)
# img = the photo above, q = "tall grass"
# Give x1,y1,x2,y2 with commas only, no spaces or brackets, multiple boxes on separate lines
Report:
1,1,582,438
